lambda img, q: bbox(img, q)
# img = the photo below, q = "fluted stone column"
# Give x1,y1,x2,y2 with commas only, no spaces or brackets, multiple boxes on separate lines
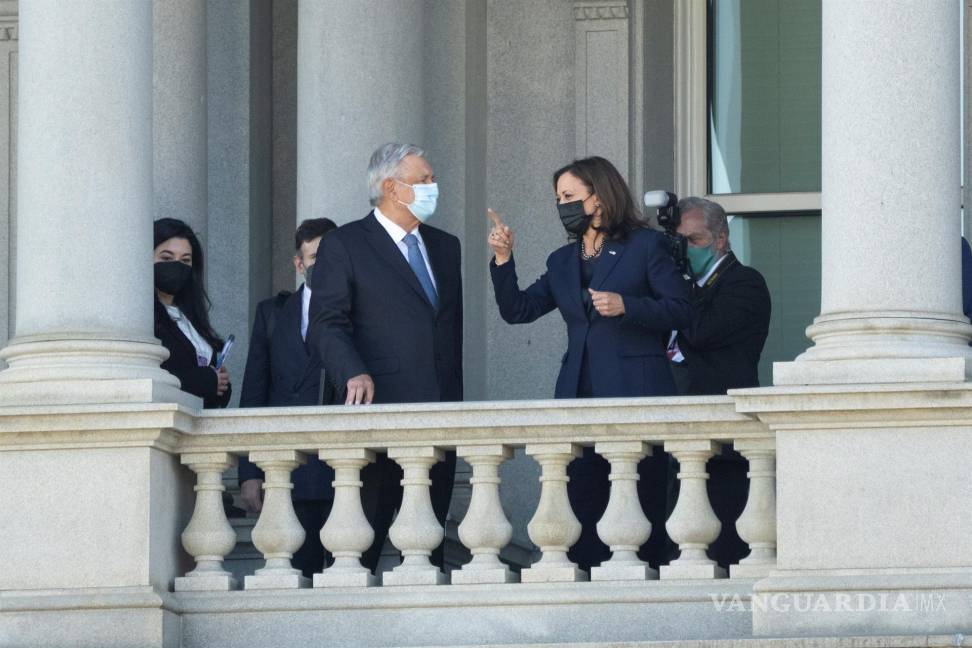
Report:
774,0,972,386
0,0,187,407
296,0,425,224
153,0,207,235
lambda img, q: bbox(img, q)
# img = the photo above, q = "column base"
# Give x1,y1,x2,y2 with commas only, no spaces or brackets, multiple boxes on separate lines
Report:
591,563,658,581
244,573,309,590
774,357,971,386
0,335,197,407
313,570,378,588
660,562,727,580
753,569,972,637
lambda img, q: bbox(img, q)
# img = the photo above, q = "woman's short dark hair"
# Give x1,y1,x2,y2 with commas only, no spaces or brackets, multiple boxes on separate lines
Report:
295,218,338,253
552,156,645,241
153,218,224,350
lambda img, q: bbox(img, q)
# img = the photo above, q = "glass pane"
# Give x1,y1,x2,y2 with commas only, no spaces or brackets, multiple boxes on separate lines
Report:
728,213,821,386
709,0,822,194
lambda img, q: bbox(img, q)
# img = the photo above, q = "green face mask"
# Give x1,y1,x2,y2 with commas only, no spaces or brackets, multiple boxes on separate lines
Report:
686,244,716,277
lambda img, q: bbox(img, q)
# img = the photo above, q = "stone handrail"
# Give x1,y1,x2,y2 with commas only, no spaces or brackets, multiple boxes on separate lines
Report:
172,396,776,591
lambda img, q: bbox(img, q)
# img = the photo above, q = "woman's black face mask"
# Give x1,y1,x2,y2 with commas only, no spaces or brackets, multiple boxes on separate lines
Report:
557,199,591,236
154,261,192,295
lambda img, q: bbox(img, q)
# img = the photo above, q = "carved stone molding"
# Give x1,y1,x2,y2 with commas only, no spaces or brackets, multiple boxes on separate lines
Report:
0,25,17,42
573,2,628,21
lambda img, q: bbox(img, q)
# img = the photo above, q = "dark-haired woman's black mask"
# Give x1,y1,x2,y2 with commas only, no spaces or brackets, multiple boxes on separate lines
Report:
154,261,192,295
557,200,592,236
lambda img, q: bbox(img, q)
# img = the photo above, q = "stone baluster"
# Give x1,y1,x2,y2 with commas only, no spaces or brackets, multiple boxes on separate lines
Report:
175,452,239,591
244,450,309,589
661,440,726,579
591,441,657,581
521,443,586,583
731,438,777,578
384,447,447,586
315,448,378,587
453,445,517,584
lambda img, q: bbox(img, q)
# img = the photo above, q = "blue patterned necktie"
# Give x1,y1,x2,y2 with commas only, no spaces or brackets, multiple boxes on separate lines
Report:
403,233,438,308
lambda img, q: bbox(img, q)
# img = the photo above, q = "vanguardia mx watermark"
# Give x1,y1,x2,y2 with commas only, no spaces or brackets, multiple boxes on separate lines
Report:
710,592,947,613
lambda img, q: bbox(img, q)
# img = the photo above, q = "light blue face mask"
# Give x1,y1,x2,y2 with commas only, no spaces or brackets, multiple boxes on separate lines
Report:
398,181,439,222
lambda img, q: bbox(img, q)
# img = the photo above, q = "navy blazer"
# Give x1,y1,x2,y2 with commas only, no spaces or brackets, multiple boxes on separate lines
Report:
491,227,691,398
309,211,463,404
238,286,333,501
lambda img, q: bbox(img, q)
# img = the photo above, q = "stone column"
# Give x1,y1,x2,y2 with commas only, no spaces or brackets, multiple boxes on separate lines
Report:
153,0,208,236
774,0,971,386
296,0,425,224
0,0,187,407
733,4,972,638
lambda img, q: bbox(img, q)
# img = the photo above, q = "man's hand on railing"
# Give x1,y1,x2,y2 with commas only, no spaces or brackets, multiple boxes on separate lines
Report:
346,373,375,405
241,478,263,514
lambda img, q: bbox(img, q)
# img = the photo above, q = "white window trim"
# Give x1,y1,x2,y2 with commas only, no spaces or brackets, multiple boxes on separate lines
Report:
673,0,822,214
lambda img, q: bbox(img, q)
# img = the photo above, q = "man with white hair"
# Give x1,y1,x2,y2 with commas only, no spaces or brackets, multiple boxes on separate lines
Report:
308,143,460,573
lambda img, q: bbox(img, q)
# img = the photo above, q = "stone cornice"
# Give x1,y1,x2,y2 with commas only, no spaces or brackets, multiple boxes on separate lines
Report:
0,403,193,452
731,382,972,430
573,1,628,21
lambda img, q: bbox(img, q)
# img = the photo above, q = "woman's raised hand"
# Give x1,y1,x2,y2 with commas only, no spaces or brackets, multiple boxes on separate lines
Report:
487,208,514,265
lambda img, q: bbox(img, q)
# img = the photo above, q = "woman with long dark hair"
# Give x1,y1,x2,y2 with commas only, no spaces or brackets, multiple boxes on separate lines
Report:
488,156,691,571
153,218,231,408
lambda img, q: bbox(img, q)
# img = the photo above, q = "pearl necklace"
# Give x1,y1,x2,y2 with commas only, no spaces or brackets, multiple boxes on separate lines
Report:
581,236,604,260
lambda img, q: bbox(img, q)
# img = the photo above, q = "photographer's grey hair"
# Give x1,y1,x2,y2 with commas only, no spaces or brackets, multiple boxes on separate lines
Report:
678,196,731,250
367,143,426,206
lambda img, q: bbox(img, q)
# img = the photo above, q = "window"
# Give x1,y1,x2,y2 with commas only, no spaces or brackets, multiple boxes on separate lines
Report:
674,0,823,385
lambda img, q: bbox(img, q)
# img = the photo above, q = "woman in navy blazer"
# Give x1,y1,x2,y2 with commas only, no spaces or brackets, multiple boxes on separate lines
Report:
488,156,691,570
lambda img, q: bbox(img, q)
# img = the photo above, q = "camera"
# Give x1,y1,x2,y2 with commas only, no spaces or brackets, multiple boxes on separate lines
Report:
643,190,690,277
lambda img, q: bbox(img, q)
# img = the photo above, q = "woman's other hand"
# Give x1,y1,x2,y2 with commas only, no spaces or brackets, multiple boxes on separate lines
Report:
589,289,626,317
216,365,230,396
488,208,514,265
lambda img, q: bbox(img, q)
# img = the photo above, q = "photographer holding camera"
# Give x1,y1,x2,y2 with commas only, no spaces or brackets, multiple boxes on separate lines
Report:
666,197,771,396
646,194,771,569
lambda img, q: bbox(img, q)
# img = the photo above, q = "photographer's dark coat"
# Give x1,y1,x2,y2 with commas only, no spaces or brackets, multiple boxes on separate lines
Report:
675,252,771,395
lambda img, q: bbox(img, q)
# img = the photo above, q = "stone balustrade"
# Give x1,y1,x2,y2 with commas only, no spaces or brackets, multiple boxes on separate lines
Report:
174,396,775,591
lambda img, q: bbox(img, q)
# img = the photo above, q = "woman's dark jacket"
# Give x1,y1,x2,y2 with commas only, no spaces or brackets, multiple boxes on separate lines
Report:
490,227,691,398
